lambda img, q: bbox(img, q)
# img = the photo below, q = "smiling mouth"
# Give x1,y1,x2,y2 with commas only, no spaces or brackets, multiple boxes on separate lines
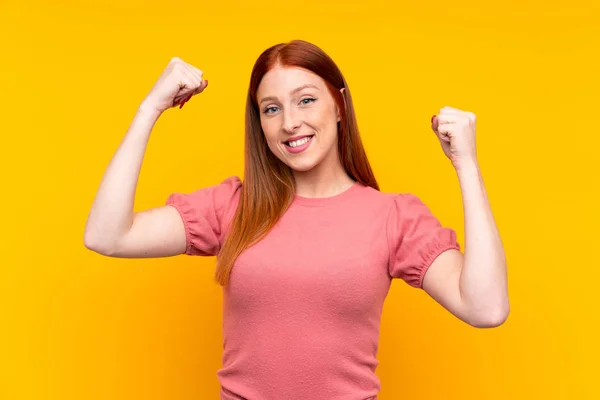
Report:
284,135,315,148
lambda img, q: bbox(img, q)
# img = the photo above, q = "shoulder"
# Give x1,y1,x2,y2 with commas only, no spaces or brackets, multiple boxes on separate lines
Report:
356,184,426,214
200,176,242,215
166,175,242,214
387,192,429,211
355,187,439,236
212,176,243,202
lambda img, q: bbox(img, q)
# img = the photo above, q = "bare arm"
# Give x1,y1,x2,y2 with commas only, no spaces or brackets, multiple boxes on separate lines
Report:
83,106,187,257
423,161,508,328
83,57,208,258
422,107,509,328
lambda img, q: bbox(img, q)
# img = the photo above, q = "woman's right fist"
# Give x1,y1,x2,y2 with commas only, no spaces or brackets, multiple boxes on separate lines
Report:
141,57,208,114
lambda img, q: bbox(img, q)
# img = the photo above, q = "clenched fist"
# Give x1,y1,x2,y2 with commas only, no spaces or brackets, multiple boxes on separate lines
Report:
141,57,208,115
431,106,478,169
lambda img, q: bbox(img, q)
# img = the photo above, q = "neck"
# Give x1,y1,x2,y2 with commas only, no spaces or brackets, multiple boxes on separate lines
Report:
292,150,355,198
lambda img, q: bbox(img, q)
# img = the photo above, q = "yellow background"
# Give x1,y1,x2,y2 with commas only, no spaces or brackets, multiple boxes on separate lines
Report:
1,0,598,398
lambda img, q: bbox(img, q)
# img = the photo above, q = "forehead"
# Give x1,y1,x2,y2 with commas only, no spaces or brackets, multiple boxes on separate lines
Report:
257,66,324,99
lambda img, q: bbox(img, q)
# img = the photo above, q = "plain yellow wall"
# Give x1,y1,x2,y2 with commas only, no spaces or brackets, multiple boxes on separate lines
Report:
1,0,598,398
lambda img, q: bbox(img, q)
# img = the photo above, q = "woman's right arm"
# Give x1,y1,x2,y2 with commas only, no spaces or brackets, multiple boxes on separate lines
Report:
83,57,208,258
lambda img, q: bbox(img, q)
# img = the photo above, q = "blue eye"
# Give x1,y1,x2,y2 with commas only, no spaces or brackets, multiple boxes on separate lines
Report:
263,106,279,114
262,98,316,114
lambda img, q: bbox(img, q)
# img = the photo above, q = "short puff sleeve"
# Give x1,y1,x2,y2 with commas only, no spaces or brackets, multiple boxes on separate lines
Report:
386,193,461,288
165,176,242,256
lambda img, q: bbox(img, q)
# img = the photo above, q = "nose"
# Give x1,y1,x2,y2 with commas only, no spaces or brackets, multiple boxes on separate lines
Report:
282,107,301,134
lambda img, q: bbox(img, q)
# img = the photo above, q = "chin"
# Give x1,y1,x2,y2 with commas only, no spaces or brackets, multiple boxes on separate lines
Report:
281,155,322,173
288,162,318,172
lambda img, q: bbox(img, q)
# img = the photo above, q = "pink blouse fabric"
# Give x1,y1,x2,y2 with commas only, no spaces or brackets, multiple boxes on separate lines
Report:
166,177,460,400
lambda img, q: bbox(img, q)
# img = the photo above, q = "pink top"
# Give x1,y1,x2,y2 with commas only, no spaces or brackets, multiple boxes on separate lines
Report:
166,176,460,400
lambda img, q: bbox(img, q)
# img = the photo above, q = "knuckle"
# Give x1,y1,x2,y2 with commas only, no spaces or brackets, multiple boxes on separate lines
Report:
173,63,186,74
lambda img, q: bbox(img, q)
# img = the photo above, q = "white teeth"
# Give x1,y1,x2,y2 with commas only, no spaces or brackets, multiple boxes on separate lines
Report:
288,136,312,147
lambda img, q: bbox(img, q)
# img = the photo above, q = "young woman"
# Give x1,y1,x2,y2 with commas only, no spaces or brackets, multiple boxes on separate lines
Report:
84,40,509,400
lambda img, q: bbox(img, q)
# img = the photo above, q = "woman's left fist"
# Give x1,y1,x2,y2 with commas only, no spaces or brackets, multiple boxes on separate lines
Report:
431,106,478,169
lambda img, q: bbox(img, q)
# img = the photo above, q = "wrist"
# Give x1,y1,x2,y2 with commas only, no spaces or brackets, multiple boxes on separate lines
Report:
453,157,480,176
138,100,164,121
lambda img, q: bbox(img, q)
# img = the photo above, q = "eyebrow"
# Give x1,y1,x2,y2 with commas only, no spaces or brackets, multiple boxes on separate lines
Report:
259,84,319,105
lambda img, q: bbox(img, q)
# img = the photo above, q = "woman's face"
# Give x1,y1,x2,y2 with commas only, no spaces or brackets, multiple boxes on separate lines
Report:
256,66,342,173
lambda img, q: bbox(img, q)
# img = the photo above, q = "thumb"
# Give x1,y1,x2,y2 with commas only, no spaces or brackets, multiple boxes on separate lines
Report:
431,114,450,143
193,79,209,95
431,114,439,133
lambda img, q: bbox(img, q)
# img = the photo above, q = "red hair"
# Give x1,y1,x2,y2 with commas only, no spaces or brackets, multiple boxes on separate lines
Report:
215,40,379,286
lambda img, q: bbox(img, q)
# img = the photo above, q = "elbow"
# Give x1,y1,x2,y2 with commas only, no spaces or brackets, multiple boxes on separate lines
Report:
469,303,510,328
83,230,116,256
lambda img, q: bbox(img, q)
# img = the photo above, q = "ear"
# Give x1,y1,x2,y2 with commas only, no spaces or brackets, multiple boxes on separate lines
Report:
337,88,346,122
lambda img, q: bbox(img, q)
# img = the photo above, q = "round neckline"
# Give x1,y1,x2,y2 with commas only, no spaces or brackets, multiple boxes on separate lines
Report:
293,181,362,207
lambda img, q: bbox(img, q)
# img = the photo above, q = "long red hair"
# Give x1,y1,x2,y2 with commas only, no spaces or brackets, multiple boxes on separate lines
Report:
215,40,379,286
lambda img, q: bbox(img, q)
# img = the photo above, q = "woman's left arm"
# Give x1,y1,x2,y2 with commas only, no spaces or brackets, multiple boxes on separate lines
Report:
422,107,509,328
